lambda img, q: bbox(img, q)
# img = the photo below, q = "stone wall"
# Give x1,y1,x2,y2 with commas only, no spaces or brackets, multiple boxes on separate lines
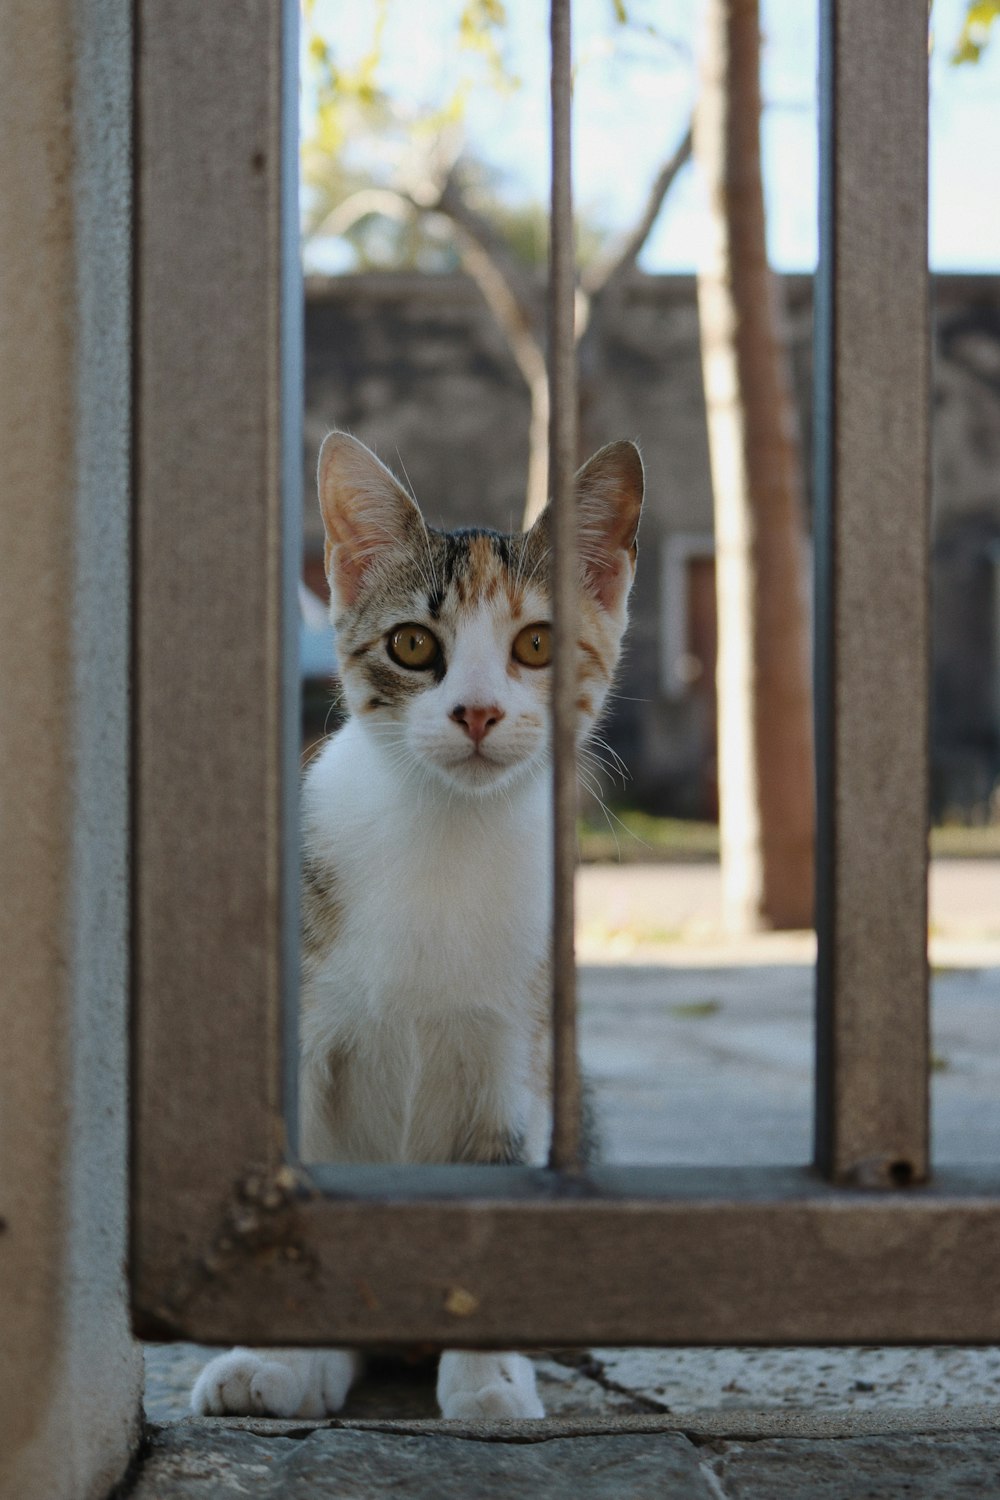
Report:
305,272,1000,817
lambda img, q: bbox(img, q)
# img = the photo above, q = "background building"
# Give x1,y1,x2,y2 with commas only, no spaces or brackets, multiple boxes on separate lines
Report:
304,270,1000,821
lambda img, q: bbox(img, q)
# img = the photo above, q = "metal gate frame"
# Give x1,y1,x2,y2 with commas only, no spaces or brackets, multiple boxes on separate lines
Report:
131,0,1000,1348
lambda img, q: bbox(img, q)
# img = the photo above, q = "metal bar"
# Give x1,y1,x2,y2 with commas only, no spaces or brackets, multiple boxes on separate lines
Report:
133,1164,1000,1347
278,0,305,1160
548,0,582,1171
813,0,930,1186
131,0,301,1315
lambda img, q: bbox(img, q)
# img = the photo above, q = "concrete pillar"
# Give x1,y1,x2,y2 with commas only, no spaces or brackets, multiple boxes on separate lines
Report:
0,2,143,1497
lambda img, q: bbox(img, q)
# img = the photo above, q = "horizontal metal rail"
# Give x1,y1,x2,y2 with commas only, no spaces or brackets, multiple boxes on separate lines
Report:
135,1164,1000,1347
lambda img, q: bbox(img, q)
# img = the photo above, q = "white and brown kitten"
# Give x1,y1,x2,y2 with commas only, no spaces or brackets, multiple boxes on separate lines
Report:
192,431,643,1421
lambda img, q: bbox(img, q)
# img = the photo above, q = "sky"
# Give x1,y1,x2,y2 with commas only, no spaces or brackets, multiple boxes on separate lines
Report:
303,0,1000,274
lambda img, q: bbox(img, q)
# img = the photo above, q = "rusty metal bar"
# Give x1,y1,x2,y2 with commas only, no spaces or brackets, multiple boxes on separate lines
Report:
131,0,301,1314
813,0,930,1185
547,0,582,1172
135,1164,1000,1347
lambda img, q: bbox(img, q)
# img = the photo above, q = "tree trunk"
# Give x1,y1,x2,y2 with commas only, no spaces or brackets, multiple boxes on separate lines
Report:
523,368,551,527
694,0,815,931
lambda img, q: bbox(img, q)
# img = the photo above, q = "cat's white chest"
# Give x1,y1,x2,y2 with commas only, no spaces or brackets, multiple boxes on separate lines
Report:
300,724,552,1164
304,723,551,1025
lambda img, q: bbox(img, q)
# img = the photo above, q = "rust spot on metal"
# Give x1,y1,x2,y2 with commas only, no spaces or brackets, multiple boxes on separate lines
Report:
444,1286,480,1317
841,1156,925,1190
156,1164,318,1323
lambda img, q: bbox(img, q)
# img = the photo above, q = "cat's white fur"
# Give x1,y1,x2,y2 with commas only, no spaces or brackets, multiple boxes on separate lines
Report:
299,713,552,1167
192,432,641,1423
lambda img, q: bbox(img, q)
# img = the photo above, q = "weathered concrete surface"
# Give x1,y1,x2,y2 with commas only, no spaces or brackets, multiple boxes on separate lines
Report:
589,1345,1000,1415
144,1347,643,1425
575,862,1000,1165
146,1342,1000,1428
579,956,1000,1164
0,1,142,1497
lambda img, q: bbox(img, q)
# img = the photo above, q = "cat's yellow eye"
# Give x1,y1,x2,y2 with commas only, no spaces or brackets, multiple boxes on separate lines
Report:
512,623,553,669
387,623,441,671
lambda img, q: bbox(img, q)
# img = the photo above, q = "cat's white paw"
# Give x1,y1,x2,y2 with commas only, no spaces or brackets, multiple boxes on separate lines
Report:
437,1351,544,1420
191,1349,305,1417
317,1349,359,1412
191,1348,357,1418
440,1383,545,1420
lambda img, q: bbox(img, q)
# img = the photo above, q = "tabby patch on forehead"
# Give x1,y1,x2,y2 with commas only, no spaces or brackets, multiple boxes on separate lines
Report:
455,533,528,612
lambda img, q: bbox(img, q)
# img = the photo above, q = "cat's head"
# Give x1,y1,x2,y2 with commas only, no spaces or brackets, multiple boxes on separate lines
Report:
317,431,643,796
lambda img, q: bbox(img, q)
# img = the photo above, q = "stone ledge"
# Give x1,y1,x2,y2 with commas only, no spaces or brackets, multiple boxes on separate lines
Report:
129,1418,1000,1500
131,1424,716,1498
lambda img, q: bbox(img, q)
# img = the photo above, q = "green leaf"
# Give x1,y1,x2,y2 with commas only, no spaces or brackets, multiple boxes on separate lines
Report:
669,999,723,1019
951,0,1000,63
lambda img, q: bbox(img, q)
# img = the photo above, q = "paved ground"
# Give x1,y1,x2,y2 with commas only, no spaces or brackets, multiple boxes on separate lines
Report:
135,858,1000,1495
577,858,1000,1164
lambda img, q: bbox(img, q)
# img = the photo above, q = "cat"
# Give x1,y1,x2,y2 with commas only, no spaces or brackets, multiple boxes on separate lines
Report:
191,429,643,1421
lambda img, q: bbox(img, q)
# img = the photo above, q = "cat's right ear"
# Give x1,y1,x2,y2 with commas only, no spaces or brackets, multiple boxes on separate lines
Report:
318,432,424,608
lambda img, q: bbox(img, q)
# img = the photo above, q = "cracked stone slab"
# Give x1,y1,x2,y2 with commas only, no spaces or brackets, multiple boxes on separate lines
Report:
131,1421,716,1499
703,1432,1000,1499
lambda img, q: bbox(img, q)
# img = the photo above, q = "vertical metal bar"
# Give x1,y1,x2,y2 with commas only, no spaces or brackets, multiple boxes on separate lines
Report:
814,0,930,1186
132,0,301,1298
278,0,305,1158
548,0,582,1171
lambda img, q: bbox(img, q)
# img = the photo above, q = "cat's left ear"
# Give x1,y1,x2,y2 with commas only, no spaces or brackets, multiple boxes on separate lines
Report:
573,440,644,612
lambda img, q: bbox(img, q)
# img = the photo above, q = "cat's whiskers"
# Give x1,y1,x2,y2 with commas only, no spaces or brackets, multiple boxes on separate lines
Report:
347,518,438,604
510,527,531,601
419,523,442,603
581,772,651,859
580,739,630,790
389,448,441,603
393,446,417,503
587,733,630,782
575,763,627,862
518,540,552,596
362,722,427,791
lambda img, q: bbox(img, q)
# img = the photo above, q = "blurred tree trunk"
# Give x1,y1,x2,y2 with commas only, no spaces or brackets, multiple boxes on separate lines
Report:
694,0,815,931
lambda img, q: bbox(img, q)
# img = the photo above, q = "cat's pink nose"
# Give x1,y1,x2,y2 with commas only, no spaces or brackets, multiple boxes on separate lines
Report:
451,703,505,745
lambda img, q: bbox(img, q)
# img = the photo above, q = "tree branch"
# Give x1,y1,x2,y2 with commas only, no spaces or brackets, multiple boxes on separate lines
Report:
312,172,548,385
421,169,550,522
309,186,415,241
304,167,551,519
581,119,693,297
432,172,546,373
